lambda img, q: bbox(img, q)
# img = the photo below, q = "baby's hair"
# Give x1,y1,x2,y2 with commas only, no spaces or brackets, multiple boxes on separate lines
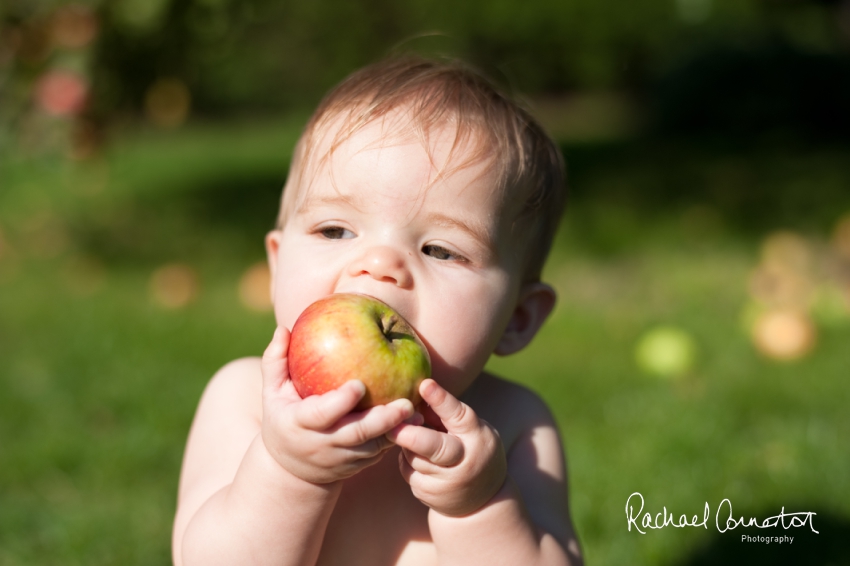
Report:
276,56,566,281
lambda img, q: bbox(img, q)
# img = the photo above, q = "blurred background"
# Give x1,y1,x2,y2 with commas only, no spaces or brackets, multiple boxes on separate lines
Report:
1,0,850,564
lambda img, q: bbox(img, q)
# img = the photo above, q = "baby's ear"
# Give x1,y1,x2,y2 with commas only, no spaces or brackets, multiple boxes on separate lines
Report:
265,230,282,297
494,282,556,356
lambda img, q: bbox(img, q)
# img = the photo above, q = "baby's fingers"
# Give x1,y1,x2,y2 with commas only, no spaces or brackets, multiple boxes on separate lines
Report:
261,327,291,391
418,379,478,435
388,421,464,467
295,380,366,431
333,399,416,446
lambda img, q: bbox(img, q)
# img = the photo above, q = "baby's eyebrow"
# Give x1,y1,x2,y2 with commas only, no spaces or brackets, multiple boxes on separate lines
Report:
425,212,493,248
296,193,364,214
298,194,495,249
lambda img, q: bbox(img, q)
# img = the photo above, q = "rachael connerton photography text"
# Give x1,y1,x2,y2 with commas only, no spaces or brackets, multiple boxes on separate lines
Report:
625,492,819,536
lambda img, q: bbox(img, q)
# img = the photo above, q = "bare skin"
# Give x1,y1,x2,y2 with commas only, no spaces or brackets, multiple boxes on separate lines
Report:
172,114,582,565
173,339,582,566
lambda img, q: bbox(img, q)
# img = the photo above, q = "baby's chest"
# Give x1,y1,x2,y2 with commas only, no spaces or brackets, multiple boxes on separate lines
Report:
317,450,435,566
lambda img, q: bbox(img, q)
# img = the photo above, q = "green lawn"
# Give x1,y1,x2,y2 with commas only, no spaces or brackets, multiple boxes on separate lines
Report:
1,121,849,565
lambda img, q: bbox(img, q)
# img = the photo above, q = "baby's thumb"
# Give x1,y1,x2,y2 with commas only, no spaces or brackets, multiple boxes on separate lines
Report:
261,327,291,392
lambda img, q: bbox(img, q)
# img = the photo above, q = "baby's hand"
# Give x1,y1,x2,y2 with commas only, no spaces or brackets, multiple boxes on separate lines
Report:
387,379,507,517
260,327,416,484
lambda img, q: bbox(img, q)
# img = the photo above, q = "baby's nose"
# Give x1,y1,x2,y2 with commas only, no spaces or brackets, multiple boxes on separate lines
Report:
347,246,413,289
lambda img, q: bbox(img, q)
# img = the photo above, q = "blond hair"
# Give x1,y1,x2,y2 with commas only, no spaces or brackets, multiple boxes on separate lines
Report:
276,56,566,280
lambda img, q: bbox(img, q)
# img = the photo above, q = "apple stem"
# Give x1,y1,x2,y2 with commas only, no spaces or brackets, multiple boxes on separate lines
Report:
383,314,399,335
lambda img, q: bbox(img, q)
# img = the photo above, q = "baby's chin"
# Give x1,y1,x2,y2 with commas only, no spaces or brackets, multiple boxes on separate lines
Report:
429,357,489,395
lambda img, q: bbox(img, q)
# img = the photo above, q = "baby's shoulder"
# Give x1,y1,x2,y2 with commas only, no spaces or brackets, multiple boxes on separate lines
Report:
197,356,264,422
463,373,558,453
211,356,263,382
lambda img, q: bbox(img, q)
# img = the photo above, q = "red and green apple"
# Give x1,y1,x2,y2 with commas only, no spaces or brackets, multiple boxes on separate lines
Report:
288,293,431,410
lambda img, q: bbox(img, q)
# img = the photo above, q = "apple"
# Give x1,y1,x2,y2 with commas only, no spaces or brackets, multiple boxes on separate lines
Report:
634,325,697,378
288,293,431,410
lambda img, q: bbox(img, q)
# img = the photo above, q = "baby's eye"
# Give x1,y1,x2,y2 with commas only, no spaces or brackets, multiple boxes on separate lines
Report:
318,226,355,240
422,244,467,262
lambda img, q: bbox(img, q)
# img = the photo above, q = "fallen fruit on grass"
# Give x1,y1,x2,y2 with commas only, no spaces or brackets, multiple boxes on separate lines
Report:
751,309,816,361
288,293,430,409
635,325,697,378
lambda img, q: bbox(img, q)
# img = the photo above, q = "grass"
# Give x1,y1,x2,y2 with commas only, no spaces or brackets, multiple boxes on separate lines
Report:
491,245,850,564
1,120,849,565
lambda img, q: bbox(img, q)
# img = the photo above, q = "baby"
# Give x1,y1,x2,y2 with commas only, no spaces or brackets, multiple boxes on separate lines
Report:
172,57,582,566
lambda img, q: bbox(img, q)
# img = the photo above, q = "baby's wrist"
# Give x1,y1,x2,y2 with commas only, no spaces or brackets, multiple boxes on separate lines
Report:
221,435,343,535
256,433,344,489
428,473,510,520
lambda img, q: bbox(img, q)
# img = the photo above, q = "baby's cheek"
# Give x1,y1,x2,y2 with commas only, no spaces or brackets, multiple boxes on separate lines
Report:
272,299,292,331
272,275,326,331
425,324,495,397
274,289,319,331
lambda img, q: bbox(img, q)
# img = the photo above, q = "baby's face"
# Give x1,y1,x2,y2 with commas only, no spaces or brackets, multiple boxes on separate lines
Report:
267,117,524,398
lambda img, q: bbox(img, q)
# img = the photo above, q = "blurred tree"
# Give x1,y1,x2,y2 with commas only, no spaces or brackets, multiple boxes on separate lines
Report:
3,0,849,149
1,1,101,157
652,40,850,141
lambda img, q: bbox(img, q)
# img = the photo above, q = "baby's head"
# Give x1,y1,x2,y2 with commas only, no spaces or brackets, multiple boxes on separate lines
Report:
267,56,567,396
277,56,566,282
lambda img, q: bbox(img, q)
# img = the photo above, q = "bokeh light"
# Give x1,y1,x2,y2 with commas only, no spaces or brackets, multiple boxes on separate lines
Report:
748,262,813,309
35,70,88,117
15,22,51,65
238,262,272,312
634,325,697,378
748,232,815,312
144,78,191,128
112,0,170,32
744,230,825,361
51,4,99,49
751,309,816,362
761,231,811,274
149,263,199,309
676,0,712,24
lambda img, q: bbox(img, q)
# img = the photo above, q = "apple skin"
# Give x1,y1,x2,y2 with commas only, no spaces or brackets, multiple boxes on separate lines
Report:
288,293,431,410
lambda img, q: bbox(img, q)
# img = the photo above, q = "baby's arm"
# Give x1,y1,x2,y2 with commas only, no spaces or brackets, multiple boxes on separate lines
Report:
172,328,415,566
388,379,582,566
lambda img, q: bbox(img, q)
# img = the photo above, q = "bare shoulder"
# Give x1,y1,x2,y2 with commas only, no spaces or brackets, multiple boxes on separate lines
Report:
466,374,582,563
173,357,264,550
178,357,264,494
463,372,559,453
195,356,264,423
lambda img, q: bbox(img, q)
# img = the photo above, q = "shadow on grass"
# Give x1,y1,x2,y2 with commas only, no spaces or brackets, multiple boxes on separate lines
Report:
75,169,286,264
169,169,285,237
675,509,850,566
561,140,850,238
